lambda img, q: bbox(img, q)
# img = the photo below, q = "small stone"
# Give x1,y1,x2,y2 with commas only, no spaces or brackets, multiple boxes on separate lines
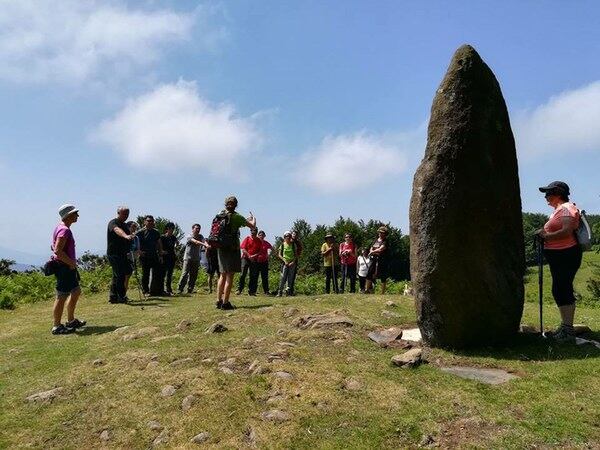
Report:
283,307,299,318
385,301,397,307
205,323,228,333
146,361,160,370
160,385,176,397
420,434,435,447
190,432,210,444
391,348,423,368
176,319,192,332
381,310,401,319
293,313,353,329
343,379,362,391
261,409,290,423
276,328,287,336
26,387,63,403
277,342,297,348
268,350,288,362
574,324,592,335
93,359,104,367
218,357,236,367
273,371,293,380
151,354,159,361
248,360,260,373
201,358,212,364
147,420,163,431
8,348,21,354
99,429,111,442
440,366,518,384
182,395,198,412
219,367,234,375
252,365,269,375
169,357,193,367
243,426,258,447
152,429,169,446
401,328,423,343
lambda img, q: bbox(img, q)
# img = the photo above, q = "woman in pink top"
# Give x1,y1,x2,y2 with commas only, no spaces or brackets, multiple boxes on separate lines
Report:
536,181,582,342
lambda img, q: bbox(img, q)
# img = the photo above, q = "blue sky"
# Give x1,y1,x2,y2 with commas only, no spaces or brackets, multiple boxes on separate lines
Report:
0,0,599,263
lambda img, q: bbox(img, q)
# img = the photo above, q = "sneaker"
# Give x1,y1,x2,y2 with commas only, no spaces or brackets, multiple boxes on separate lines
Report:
550,325,576,343
52,324,75,335
216,299,223,309
65,318,86,329
222,302,236,310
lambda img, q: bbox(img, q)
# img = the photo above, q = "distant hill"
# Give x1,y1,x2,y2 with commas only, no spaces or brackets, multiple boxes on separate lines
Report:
10,263,39,273
0,246,46,266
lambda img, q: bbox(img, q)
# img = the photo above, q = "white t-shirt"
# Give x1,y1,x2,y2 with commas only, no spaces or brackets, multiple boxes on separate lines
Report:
357,256,371,277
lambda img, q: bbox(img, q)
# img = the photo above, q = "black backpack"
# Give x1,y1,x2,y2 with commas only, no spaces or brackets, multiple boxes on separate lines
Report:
208,211,236,249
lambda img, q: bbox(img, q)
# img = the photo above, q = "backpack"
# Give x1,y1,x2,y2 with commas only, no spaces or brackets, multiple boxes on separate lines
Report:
576,209,592,251
208,211,236,249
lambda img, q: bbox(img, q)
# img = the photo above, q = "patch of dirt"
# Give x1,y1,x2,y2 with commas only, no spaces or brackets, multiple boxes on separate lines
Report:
435,417,503,448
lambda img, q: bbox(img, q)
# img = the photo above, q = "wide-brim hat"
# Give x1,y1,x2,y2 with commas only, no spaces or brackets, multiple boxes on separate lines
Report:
325,233,334,239
377,226,388,234
538,181,570,196
59,204,79,220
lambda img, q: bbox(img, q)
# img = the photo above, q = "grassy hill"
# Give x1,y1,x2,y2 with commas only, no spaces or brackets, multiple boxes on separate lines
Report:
1,254,599,449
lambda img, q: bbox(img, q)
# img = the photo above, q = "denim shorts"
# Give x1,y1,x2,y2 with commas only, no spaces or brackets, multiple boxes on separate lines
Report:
55,264,80,296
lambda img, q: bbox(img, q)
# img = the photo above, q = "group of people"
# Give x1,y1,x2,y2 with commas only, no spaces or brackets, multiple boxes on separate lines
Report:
49,184,584,342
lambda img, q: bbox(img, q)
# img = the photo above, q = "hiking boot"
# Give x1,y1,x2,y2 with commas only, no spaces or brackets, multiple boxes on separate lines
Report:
550,325,576,343
65,318,86,329
215,299,223,309
52,324,75,335
222,302,236,310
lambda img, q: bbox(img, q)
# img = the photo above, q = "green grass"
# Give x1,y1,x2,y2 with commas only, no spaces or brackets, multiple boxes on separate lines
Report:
1,254,599,449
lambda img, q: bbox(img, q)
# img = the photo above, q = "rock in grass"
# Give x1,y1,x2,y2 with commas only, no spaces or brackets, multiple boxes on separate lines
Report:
160,385,176,397
261,409,290,423
176,319,192,332
190,432,211,444
391,348,423,368
152,429,169,446
26,387,63,403
243,426,258,447
219,367,234,375
147,420,164,431
343,379,362,391
409,44,525,348
292,313,353,330
385,301,397,307
273,371,294,380
205,323,228,333
92,359,104,367
182,394,198,412
99,429,111,442
381,310,401,319
169,357,193,367
368,327,403,345
121,326,159,342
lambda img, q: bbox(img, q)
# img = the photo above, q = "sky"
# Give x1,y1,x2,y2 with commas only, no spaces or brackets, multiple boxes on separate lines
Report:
0,0,599,264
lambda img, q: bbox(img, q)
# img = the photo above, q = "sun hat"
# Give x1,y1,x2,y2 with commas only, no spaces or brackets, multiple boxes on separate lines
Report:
325,233,334,239
283,231,292,237
58,204,79,220
538,181,570,196
377,226,388,234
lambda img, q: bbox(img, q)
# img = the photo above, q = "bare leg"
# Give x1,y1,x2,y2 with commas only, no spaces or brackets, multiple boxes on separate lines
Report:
217,273,226,300
223,273,234,303
559,304,576,326
66,287,81,322
365,280,372,293
53,296,67,326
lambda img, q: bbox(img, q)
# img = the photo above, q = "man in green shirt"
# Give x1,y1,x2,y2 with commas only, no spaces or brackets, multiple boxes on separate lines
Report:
276,231,299,296
321,233,339,294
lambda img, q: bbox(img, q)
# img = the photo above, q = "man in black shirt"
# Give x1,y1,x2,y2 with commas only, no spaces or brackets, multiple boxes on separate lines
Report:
107,206,135,303
159,222,178,295
136,215,164,296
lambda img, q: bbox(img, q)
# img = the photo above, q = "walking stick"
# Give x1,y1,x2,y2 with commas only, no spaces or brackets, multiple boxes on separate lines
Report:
536,236,545,337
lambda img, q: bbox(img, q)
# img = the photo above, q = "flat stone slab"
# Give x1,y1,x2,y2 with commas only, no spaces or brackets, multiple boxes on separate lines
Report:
368,327,403,345
440,366,518,384
292,312,353,330
401,328,422,343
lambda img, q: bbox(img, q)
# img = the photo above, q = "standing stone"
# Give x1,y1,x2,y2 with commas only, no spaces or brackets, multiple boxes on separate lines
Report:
409,45,525,348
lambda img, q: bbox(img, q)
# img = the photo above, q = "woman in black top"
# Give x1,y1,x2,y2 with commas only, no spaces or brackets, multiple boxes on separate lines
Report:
366,226,389,294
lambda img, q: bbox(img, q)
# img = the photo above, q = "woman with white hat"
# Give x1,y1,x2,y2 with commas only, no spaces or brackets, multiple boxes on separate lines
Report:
50,204,85,335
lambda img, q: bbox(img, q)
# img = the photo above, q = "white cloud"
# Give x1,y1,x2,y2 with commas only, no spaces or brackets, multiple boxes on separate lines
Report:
298,131,408,193
0,0,217,84
514,80,600,159
92,80,261,175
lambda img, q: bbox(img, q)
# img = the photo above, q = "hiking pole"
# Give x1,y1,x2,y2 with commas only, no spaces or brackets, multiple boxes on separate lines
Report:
536,235,545,337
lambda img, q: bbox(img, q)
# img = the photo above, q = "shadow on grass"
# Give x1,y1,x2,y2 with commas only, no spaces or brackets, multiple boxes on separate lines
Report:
451,331,600,362
77,325,120,335
234,303,273,310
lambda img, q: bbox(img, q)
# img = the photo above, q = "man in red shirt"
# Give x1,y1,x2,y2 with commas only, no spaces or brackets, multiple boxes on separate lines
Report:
339,233,358,293
256,230,273,294
237,228,263,296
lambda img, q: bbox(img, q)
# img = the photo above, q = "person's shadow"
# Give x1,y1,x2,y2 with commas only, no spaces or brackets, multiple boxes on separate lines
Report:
77,325,120,336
